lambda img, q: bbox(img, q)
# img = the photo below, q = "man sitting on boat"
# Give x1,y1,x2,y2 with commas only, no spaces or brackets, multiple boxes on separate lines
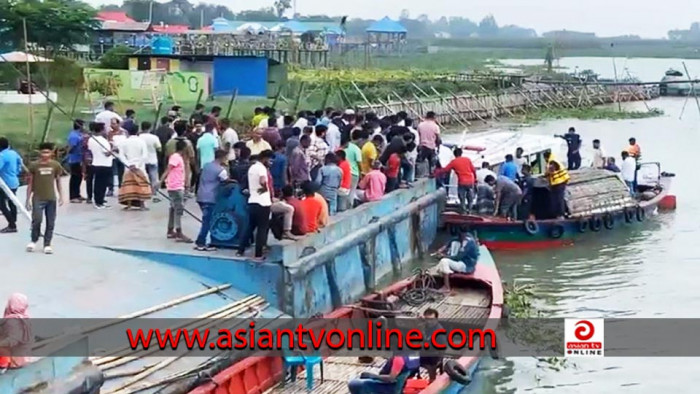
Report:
485,174,522,220
348,354,420,394
435,232,480,291
543,151,570,219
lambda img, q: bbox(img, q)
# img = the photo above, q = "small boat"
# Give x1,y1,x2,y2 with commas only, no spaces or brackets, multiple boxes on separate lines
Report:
442,165,674,250
190,246,503,394
660,68,694,96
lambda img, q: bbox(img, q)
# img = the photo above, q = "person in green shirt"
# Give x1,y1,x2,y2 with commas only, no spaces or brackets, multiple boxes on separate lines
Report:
25,142,64,254
343,130,364,209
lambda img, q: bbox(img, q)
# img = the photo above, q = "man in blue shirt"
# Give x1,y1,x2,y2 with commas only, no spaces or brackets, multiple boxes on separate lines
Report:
0,137,24,233
498,154,519,181
436,231,480,291
66,119,86,202
270,141,288,196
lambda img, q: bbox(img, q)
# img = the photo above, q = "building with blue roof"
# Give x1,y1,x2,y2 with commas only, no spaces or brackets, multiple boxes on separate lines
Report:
365,16,408,53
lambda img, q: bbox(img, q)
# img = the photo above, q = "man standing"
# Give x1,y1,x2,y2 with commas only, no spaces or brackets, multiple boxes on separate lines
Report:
518,164,535,220
417,111,440,173
154,116,173,176
165,121,196,197
621,151,637,196
486,175,523,220
0,138,24,233
514,147,526,176
555,127,582,170
344,131,364,206
118,125,151,210
326,118,341,152
197,124,220,170
220,118,239,162
121,109,136,132
591,139,606,169
66,120,86,203
434,147,477,214
361,135,383,176
25,143,64,254
87,122,114,209
139,121,162,202
246,129,272,156
190,103,206,125
289,135,311,187
315,153,343,215
543,151,570,219
160,140,192,243
237,150,273,259
95,101,122,126
308,125,329,180
498,154,519,181
476,162,497,184
195,149,229,251
626,137,642,160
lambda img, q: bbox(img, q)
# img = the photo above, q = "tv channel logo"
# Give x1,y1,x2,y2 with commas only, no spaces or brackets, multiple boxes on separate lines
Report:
565,319,604,357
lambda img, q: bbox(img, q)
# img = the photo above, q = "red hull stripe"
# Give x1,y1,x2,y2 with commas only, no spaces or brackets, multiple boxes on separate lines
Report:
482,239,572,250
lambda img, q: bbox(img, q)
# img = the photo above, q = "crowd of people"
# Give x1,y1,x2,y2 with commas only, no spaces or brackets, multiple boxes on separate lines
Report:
9,102,440,259
0,99,644,257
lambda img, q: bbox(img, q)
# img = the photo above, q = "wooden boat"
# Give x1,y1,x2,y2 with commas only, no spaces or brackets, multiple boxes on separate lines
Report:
189,246,503,394
442,165,675,250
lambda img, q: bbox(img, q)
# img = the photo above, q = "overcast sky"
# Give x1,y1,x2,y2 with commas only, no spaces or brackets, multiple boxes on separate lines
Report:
86,0,700,38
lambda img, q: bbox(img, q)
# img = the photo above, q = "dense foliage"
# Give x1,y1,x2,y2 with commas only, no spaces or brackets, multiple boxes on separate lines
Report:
98,46,134,70
0,0,98,52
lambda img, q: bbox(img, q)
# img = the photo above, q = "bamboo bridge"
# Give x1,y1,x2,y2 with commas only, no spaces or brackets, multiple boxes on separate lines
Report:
355,82,660,126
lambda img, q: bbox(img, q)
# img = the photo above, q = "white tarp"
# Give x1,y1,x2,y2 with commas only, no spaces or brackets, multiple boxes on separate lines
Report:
0,51,53,63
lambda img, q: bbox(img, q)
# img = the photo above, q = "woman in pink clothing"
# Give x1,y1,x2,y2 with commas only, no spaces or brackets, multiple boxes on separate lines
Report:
358,160,387,202
0,293,33,371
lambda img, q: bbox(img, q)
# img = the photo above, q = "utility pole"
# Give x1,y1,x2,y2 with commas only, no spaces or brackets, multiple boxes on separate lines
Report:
293,0,297,17
148,0,154,24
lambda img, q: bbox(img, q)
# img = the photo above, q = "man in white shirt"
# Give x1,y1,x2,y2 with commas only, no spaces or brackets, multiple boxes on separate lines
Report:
237,150,273,260
95,101,122,127
476,161,497,184
514,147,526,176
219,118,239,161
293,112,308,130
620,151,637,196
118,126,151,209
87,123,114,209
591,139,606,169
326,121,341,152
139,121,162,200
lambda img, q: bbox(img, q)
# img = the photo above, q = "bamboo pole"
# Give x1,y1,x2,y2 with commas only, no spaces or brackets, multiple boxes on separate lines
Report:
682,62,700,117
98,298,267,374
69,87,81,120
390,91,434,128
445,88,487,123
376,97,396,115
479,86,514,117
91,296,263,364
466,90,499,121
152,102,163,130
428,86,469,127
23,18,34,137
292,81,305,113
225,88,239,119
351,81,375,112
33,285,233,350
40,105,54,143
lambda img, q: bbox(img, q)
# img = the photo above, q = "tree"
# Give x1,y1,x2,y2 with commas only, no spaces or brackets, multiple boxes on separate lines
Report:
273,0,291,19
0,0,99,52
98,45,134,69
478,15,499,37
400,9,410,20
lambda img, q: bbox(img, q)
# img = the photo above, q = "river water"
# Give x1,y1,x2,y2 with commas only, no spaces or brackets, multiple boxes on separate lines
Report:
436,58,700,393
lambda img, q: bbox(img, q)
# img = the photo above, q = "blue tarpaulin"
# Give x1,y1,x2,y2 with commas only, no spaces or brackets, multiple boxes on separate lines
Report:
366,17,407,34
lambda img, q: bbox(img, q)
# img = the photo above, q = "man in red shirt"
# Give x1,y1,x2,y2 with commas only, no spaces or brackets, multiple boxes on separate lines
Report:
384,147,403,193
435,147,477,214
280,185,307,236
298,181,323,233
336,150,352,212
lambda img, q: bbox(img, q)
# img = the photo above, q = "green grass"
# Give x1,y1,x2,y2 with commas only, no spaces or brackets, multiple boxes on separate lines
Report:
519,107,665,123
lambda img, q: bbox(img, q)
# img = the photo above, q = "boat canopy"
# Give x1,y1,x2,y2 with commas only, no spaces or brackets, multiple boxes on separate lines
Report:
439,131,566,170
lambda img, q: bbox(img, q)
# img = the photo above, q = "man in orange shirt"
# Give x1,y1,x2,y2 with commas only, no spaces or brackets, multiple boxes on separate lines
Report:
298,181,324,233
435,147,477,214
336,150,352,212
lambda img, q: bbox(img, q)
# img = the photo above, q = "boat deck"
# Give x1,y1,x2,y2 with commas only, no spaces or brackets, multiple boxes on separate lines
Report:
265,286,492,393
